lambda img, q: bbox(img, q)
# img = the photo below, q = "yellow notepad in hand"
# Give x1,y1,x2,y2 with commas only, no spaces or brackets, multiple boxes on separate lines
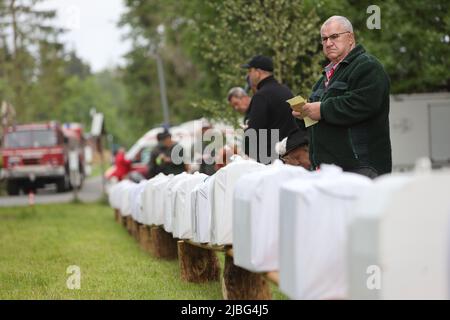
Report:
287,96,318,128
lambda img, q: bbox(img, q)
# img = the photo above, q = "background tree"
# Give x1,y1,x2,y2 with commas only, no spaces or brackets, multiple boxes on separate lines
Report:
120,0,324,129
0,0,132,147
0,0,65,119
119,0,206,137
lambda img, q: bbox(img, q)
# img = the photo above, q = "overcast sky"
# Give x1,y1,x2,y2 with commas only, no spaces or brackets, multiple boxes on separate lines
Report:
39,0,131,72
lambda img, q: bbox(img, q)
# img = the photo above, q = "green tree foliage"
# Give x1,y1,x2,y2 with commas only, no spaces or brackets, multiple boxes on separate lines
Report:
65,51,91,80
31,40,67,121
119,0,205,135
0,0,64,118
0,0,131,147
60,69,131,146
120,0,323,128
187,0,323,96
182,0,326,126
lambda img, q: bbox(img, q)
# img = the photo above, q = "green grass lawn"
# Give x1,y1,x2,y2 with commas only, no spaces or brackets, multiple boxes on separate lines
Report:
0,202,286,300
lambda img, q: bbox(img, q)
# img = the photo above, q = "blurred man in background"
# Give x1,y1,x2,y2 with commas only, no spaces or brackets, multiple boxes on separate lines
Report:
148,130,187,177
227,87,251,115
199,120,216,175
227,87,251,131
241,55,299,164
113,147,131,181
214,144,240,172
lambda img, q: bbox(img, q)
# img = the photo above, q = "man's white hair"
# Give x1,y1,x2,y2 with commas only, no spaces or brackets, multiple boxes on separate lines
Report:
227,87,248,102
321,16,354,33
275,137,287,157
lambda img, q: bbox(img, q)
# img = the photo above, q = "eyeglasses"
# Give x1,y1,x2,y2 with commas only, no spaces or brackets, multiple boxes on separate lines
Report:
321,31,351,43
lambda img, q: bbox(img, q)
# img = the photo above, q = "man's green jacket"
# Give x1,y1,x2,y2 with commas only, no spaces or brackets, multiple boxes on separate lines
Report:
308,44,392,174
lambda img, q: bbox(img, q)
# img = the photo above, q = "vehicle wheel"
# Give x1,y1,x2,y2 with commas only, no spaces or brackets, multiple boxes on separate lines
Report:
56,178,65,193
6,180,20,196
56,175,70,193
23,184,36,195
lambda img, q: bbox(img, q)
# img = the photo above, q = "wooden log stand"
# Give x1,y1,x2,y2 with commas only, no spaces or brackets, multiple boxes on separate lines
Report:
222,248,272,300
139,225,153,254
150,226,178,260
132,220,141,242
114,209,121,223
264,271,280,287
126,216,133,235
177,240,220,283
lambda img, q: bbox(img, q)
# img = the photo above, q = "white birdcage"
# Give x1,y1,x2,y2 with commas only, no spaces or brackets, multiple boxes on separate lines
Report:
348,165,450,300
211,156,267,245
279,166,372,300
232,160,308,272
172,172,208,239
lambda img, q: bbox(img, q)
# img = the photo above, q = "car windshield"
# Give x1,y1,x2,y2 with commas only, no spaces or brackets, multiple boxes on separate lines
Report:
4,130,57,148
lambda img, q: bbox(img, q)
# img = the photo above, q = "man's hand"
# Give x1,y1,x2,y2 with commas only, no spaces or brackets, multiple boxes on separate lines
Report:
292,102,322,121
162,154,172,163
156,153,172,165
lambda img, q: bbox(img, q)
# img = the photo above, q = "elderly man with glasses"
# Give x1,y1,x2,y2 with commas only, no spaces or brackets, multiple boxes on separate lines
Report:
293,15,392,178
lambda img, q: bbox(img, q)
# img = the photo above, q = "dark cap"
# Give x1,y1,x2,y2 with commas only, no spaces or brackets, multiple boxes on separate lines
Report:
285,129,309,155
241,55,274,72
157,129,171,141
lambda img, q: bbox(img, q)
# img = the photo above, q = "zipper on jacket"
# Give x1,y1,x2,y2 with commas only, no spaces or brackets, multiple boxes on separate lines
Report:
311,125,318,168
348,128,359,160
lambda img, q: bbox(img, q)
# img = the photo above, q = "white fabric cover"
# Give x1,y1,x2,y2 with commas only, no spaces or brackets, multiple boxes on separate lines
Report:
348,170,450,299
279,166,372,300
141,173,170,225
127,182,142,220
150,174,174,226
212,157,267,245
163,172,190,232
119,180,138,217
173,172,208,239
191,175,216,243
130,180,149,223
108,182,119,209
232,160,308,272
109,179,134,210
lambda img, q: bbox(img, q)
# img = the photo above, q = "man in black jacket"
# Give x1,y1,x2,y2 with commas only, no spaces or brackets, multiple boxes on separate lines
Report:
148,130,187,177
241,55,300,164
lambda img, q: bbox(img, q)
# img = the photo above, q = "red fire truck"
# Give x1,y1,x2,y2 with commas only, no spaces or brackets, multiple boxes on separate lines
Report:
1,121,85,195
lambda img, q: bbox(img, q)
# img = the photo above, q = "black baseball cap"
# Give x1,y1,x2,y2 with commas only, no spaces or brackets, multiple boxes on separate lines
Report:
241,55,274,72
285,129,309,155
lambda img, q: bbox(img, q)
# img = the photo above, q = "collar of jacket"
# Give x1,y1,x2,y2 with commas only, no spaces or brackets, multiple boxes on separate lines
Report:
321,44,366,75
256,75,276,90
